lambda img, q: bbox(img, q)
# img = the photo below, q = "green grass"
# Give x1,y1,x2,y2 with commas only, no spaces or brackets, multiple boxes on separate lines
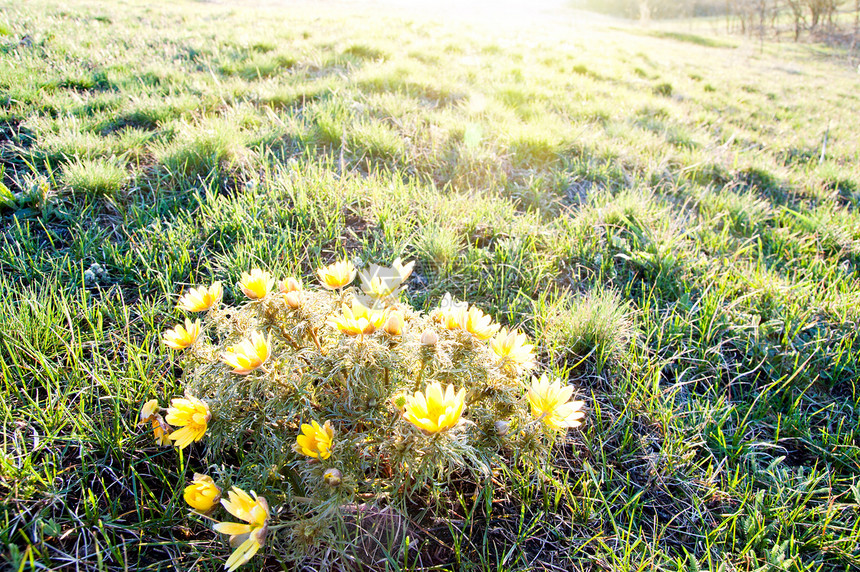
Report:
644,30,739,49
62,157,127,197
1,0,860,570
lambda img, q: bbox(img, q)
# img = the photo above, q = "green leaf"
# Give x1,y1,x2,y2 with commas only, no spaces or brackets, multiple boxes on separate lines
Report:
0,180,16,207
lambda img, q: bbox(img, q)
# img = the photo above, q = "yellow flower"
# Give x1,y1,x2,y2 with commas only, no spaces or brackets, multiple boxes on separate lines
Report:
432,293,468,330
139,399,159,424
327,298,386,336
139,401,172,446
358,257,415,298
460,305,500,341
137,399,170,446
360,275,396,298
316,259,356,290
214,487,269,572
239,269,274,300
165,396,210,449
222,525,267,572
220,487,269,528
184,473,222,513
392,257,415,282
490,327,536,370
278,277,302,293
222,331,271,375
526,374,585,430
162,318,202,350
382,311,405,336
403,382,465,434
294,420,335,460
177,282,223,312
151,419,172,446
437,306,465,331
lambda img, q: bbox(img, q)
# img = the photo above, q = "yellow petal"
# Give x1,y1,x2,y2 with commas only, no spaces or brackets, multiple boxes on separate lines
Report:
224,536,262,572
214,522,253,536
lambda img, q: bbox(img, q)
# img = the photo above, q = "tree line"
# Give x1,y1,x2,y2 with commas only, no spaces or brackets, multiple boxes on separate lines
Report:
728,0,859,42
574,0,860,45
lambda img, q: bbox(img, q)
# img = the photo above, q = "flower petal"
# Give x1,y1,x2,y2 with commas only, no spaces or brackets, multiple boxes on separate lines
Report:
214,522,252,536
224,536,262,572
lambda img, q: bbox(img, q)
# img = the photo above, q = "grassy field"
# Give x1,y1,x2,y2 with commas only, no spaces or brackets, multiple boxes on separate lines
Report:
2,0,860,570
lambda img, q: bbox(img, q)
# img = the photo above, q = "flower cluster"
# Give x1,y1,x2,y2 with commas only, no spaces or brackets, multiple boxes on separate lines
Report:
138,257,586,569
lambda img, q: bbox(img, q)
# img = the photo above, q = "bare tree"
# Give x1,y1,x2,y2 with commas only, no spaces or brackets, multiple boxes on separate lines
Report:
731,0,757,34
786,0,808,39
576,0,860,46
806,0,843,31
853,0,859,59
639,0,651,22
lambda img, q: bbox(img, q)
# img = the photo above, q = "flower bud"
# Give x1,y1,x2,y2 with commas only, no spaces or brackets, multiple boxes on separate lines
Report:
279,277,302,293
494,420,510,436
139,399,159,424
285,290,302,309
420,329,438,346
323,468,342,487
383,311,404,336
391,393,407,411
183,473,221,513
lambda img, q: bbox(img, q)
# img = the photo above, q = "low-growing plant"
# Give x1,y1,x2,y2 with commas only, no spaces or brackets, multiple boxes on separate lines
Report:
347,119,405,161
62,157,127,196
653,82,673,97
142,258,586,568
156,120,249,180
538,287,636,373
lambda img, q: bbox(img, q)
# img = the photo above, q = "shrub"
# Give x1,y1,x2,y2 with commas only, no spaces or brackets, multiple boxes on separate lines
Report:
142,259,587,566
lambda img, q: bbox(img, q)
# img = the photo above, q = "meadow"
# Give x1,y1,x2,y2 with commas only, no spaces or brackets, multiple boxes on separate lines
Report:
2,0,860,570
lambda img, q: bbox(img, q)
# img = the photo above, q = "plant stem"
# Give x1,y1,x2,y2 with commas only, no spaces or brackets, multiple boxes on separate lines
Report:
310,326,323,353
414,360,426,391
